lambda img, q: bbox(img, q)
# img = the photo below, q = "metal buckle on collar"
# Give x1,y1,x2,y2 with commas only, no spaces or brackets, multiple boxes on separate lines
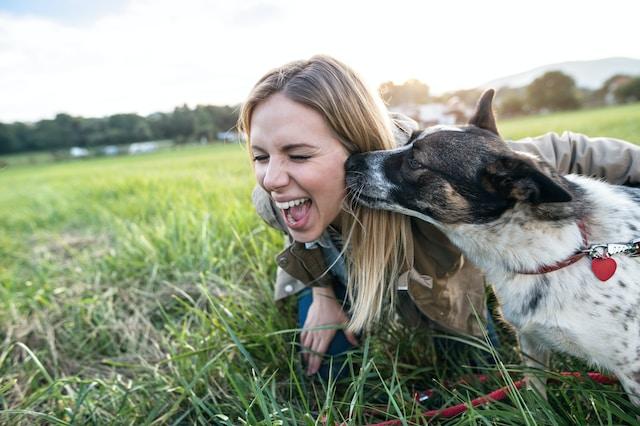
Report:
629,239,640,257
585,244,608,259
585,240,640,258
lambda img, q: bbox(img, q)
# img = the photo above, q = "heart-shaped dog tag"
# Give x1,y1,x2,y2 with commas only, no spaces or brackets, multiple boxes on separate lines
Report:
591,257,617,282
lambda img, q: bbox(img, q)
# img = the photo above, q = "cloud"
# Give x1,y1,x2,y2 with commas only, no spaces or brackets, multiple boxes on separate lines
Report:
0,0,638,122
0,0,254,121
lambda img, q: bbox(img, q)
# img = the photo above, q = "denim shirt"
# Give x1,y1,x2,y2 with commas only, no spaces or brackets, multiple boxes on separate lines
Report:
304,227,347,288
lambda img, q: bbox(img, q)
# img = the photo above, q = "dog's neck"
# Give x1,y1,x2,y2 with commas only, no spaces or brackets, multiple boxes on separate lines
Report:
436,181,589,279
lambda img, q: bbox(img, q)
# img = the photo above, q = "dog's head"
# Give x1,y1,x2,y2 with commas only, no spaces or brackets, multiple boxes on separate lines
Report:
345,90,573,224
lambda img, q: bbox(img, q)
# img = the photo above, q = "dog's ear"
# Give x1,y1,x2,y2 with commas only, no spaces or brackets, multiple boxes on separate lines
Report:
389,112,419,146
483,155,572,204
469,89,499,136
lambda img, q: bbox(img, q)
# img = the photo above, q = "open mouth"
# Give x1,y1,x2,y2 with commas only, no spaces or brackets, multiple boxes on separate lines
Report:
275,198,312,229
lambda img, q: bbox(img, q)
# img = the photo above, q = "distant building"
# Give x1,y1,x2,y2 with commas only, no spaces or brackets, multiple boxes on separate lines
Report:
70,147,89,157
129,142,158,154
390,99,471,127
101,145,119,156
217,131,243,143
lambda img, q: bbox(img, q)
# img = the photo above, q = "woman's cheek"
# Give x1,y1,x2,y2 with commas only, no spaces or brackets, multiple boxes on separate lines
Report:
253,166,265,186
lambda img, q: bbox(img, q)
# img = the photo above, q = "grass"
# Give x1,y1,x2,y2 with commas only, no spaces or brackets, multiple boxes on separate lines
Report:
499,102,640,143
1,105,640,424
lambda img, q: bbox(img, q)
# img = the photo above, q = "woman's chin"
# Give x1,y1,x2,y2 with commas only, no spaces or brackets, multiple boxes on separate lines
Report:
289,227,323,243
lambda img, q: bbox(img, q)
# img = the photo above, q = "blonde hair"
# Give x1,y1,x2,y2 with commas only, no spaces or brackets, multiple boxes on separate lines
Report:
238,55,412,332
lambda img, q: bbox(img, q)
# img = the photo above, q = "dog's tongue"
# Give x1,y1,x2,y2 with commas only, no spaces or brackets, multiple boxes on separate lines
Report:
289,201,311,221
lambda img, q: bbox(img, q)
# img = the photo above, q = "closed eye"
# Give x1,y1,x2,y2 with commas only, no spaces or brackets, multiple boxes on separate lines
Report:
290,155,311,161
252,155,269,162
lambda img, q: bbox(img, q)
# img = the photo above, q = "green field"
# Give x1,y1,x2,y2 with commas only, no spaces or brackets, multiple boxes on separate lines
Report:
499,102,640,143
1,105,639,424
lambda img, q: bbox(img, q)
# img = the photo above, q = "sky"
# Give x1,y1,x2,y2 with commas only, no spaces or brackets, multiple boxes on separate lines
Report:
1,0,639,123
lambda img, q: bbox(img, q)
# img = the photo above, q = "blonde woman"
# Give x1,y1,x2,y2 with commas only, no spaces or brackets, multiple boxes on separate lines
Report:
239,55,640,379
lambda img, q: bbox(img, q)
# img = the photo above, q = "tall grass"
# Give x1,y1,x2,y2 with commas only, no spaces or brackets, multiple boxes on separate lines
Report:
2,106,640,424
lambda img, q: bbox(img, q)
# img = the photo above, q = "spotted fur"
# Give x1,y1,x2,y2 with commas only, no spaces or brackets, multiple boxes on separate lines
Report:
346,90,640,404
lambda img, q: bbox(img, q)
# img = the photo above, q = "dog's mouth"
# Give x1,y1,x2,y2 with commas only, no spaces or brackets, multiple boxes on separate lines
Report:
349,192,392,208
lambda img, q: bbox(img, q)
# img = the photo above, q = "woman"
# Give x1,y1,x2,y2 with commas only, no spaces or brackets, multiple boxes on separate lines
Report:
238,55,640,378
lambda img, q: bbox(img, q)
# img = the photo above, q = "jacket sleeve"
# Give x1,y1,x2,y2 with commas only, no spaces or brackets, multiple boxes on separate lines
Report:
508,131,640,186
273,244,307,301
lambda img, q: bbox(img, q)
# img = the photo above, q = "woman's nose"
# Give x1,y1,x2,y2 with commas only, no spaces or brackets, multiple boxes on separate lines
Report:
262,159,289,191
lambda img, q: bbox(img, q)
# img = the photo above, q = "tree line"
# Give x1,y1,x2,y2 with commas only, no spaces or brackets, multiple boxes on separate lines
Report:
380,72,640,118
0,104,238,155
3,71,640,156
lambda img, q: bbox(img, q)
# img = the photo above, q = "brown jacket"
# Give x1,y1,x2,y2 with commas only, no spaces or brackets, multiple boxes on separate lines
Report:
252,131,640,336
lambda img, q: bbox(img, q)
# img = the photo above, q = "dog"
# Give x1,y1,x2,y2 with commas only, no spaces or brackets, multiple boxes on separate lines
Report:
345,89,640,403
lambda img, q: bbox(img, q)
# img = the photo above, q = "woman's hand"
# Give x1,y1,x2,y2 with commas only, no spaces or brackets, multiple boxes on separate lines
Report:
301,286,359,376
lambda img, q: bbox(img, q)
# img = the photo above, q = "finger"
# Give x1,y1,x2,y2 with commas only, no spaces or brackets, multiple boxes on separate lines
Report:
301,331,310,349
345,330,359,346
307,332,334,375
315,332,332,356
307,353,322,376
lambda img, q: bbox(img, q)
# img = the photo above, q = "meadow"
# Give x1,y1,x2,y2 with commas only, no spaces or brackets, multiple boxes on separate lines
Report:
1,103,640,425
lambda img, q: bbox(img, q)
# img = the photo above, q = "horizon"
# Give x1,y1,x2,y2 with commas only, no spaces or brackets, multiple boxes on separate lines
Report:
1,0,639,122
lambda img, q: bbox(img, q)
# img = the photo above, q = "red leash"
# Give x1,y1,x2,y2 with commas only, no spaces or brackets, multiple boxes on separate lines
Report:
325,372,618,426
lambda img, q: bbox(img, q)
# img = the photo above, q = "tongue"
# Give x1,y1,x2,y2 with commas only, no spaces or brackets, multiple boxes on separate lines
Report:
289,201,311,221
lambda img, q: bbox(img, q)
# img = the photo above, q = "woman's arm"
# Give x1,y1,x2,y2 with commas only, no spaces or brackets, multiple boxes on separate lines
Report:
508,131,640,185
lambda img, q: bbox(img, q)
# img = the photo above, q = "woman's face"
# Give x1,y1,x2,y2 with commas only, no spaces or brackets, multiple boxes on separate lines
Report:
250,93,349,242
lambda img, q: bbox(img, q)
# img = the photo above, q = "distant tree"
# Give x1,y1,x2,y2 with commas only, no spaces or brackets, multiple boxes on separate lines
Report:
54,113,83,146
614,76,640,103
0,102,239,154
79,118,108,147
193,106,218,142
11,122,36,152
30,119,66,150
527,71,580,112
437,88,483,109
591,74,632,105
169,105,196,145
498,94,526,117
147,112,172,140
379,79,429,106
107,114,152,144
212,105,240,134
0,123,18,154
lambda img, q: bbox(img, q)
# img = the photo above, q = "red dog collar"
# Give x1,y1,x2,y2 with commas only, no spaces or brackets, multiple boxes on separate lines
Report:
518,220,589,275
517,220,639,282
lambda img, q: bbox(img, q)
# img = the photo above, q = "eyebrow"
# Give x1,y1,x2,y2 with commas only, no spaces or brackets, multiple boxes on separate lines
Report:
251,143,317,152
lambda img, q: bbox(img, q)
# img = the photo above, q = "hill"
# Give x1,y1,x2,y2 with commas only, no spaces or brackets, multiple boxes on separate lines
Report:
482,57,640,90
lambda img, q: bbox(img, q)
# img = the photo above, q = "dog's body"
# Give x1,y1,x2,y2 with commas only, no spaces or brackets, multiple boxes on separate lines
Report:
346,90,640,403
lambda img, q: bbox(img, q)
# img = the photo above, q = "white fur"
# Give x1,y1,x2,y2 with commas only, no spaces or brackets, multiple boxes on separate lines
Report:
437,175,640,403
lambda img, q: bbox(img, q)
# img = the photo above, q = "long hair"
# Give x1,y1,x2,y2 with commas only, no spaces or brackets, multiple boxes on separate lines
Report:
238,55,412,332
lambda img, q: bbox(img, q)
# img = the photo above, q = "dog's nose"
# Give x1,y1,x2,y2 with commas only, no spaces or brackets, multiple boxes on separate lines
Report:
345,153,367,173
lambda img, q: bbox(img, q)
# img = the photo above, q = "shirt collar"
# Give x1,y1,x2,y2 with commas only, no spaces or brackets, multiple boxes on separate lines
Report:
304,230,334,250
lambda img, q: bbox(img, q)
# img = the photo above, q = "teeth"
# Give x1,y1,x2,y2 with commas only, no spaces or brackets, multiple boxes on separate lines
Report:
275,198,309,210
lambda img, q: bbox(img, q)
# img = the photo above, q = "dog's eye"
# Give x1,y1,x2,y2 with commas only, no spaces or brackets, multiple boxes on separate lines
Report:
407,158,421,170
